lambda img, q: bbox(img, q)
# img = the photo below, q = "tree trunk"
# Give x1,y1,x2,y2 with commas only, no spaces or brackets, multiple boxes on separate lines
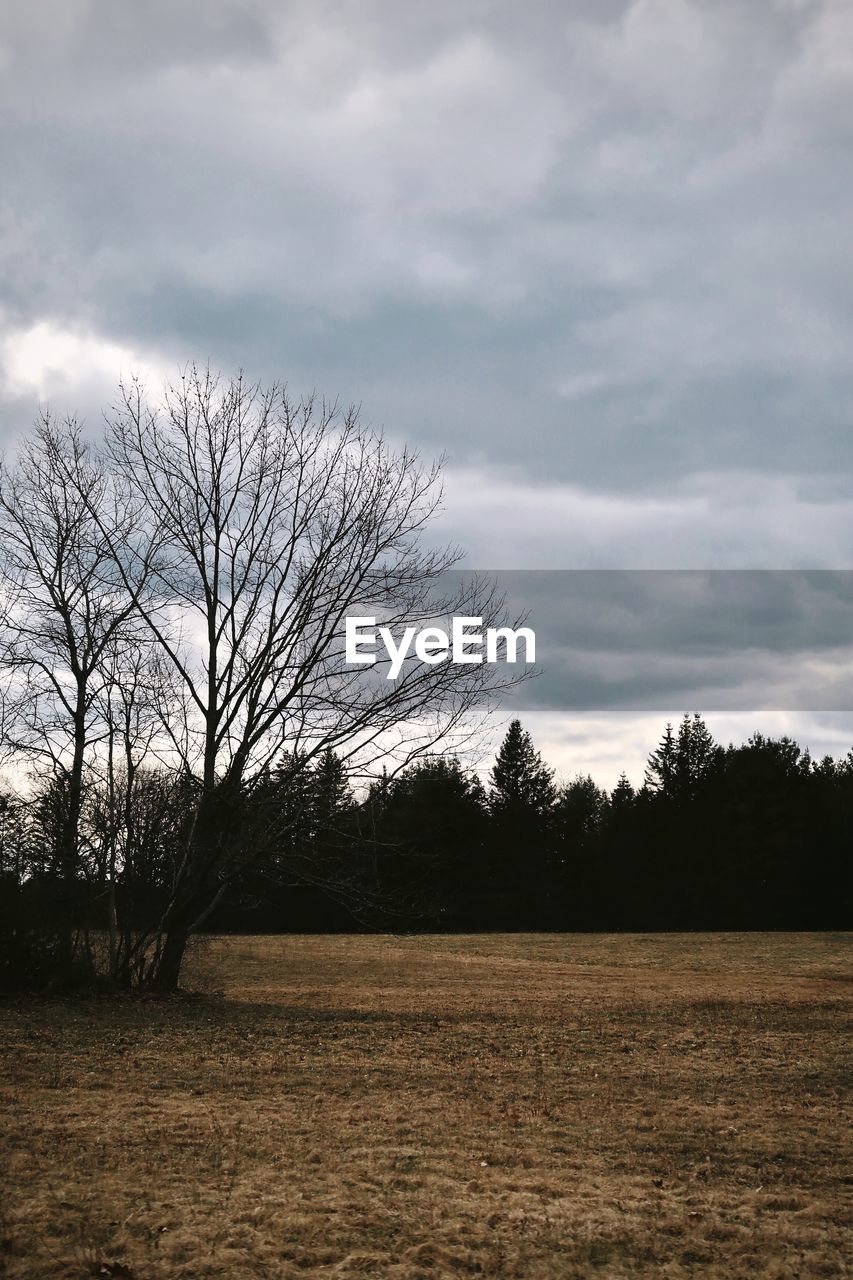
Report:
151,929,188,993
107,876,118,982
147,779,243,992
56,700,88,983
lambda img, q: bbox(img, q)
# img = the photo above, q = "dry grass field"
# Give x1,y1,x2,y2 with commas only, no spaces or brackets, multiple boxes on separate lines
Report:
1,933,850,1279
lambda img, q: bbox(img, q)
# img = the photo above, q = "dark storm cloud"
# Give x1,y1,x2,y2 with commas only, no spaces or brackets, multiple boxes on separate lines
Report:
459,571,853,712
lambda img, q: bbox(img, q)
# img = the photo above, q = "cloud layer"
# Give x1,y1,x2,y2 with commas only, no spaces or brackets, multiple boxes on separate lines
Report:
2,1,851,491
1,0,851,777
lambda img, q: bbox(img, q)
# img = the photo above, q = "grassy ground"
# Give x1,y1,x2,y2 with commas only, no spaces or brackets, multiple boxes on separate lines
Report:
1,933,850,1278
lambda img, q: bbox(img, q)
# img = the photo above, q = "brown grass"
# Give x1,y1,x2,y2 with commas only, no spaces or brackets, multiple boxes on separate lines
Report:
1,932,851,1278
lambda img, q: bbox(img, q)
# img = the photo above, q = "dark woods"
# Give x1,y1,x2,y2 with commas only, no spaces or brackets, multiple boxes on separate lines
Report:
2,713,850,992
199,714,853,936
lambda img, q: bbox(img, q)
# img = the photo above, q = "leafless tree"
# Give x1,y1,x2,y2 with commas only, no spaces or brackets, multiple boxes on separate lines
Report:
0,416,149,974
87,643,178,983
95,367,519,988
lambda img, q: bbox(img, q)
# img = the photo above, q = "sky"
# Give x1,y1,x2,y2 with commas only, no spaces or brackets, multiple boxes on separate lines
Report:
1,0,851,784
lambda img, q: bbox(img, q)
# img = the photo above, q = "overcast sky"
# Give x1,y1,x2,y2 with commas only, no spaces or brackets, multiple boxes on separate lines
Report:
1,0,851,782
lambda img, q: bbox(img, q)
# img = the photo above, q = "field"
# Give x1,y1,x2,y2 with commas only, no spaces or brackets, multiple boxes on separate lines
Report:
1,933,850,1279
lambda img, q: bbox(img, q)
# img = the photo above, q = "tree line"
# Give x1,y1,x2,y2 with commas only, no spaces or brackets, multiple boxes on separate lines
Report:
208,713,853,936
3,709,850,990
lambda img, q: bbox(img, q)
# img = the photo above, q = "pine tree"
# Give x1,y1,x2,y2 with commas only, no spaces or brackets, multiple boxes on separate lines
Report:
272,750,315,845
469,773,488,811
490,719,556,818
488,720,556,927
555,774,607,839
312,748,352,833
674,713,720,799
645,722,676,795
374,756,488,925
610,772,635,809
645,715,720,800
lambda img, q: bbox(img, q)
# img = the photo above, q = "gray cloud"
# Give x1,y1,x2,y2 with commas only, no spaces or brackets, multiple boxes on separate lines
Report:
439,570,853,712
2,0,851,489
1,1,851,773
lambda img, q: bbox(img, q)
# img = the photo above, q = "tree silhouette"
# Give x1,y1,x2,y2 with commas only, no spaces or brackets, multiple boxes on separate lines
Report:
99,369,516,987
490,720,556,818
488,719,556,927
553,774,607,927
673,713,722,800
610,772,635,809
645,722,676,795
370,756,488,927
0,417,147,980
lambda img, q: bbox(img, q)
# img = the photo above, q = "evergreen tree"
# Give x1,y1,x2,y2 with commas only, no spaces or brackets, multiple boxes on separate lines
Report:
271,751,315,850
374,756,488,926
552,774,607,927
610,772,635,809
488,720,556,928
645,722,676,795
312,748,353,834
555,774,607,842
645,715,721,801
600,771,640,928
490,719,556,819
674,713,721,799
469,773,488,811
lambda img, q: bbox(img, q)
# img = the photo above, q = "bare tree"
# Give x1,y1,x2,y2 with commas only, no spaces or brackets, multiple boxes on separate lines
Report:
0,416,148,976
96,367,518,988
87,643,178,984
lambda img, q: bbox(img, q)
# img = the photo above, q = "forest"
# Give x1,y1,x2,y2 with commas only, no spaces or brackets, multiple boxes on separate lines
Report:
195,711,853,936
3,710,851,992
